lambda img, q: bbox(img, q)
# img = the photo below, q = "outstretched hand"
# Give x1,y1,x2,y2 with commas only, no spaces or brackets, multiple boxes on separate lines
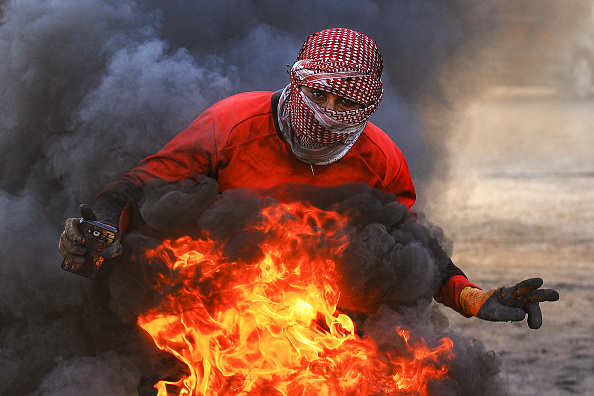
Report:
459,278,559,329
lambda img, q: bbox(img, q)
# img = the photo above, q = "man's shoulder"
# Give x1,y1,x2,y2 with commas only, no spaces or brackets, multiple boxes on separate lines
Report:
204,91,278,145
209,91,275,118
357,122,404,159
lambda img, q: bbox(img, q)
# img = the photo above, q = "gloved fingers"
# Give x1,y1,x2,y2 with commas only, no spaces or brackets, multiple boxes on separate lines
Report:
100,241,123,260
501,277,544,305
59,231,86,263
59,229,86,254
525,288,560,303
526,303,543,330
65,217,84,244
512,277,543,296
79,204,97,221
477,298,526,322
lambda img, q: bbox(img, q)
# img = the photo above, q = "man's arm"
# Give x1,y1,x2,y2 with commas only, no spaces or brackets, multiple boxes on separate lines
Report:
428,238,477,316
428,238,559,329
59,108,219,263
96,108,220,230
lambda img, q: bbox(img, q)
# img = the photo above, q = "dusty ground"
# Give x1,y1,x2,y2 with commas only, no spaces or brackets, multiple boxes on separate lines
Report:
424,87,594,395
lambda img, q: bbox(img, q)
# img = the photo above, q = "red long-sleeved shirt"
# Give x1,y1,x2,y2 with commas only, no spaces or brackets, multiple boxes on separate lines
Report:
97,91,472,314
105,91,417,208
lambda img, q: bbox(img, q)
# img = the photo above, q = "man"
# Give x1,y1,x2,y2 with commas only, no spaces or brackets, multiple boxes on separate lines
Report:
59,28,558,328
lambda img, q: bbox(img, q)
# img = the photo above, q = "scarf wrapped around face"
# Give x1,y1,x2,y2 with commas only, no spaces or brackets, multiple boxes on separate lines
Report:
278,28,384,165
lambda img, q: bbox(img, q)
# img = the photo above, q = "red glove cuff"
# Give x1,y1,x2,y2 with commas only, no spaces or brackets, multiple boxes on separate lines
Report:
435,275,480,317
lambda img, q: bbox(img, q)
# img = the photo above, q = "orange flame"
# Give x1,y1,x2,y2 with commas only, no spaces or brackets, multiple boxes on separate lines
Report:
137,202,454,395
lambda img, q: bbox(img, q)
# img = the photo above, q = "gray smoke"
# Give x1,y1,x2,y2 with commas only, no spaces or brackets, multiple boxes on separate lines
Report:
132,181,506,394
0,0,508,394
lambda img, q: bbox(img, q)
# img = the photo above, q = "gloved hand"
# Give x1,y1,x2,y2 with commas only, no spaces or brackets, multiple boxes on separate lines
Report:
459,278,559,329
58,204,122,263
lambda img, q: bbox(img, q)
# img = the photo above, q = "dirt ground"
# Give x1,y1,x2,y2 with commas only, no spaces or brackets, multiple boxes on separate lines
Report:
423,87,594,395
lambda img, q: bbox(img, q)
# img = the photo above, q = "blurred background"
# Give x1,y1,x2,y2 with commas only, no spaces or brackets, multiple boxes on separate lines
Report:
424,3,594,394
0,0,592,394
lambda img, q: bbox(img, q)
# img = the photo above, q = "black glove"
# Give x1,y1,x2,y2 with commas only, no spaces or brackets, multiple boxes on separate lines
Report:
459,278,559,329
58,204,122,263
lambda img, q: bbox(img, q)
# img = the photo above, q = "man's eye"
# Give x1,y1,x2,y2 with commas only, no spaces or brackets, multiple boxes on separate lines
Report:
340,98,359,108
311,91,325,99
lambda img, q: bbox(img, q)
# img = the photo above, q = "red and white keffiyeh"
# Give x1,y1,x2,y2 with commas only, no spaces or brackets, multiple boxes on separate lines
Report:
278,28,384,165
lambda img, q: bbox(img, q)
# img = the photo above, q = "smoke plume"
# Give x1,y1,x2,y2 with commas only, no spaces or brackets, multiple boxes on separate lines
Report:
129,180,507,394
0,0,510,394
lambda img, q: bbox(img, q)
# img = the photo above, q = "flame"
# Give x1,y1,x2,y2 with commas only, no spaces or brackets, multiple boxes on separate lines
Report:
138,202,454,395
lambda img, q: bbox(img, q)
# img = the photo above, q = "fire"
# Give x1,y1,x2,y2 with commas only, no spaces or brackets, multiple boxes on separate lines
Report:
137,201,454,395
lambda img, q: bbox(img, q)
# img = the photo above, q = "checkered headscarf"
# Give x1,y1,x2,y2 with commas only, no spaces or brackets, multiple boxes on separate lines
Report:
288,28,384,147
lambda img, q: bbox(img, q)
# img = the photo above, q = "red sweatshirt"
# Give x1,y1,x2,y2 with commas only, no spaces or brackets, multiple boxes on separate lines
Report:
98,91,473,314
105,91,417,208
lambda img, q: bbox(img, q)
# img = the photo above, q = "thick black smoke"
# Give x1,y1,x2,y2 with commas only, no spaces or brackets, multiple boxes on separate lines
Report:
0,0,507,394
129,180,506,394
